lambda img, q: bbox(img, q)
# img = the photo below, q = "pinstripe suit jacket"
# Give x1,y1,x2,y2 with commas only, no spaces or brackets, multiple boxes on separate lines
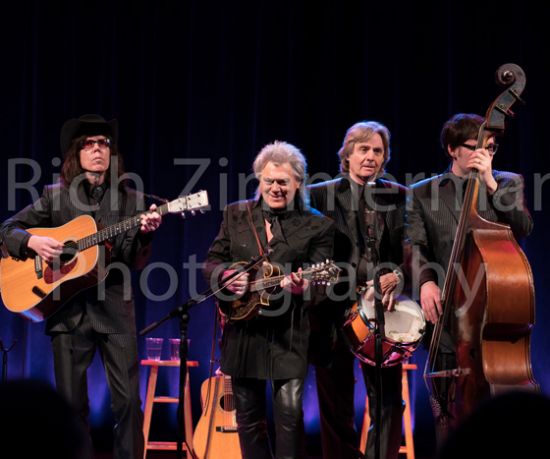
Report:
0,181,153,334
406,169,533,288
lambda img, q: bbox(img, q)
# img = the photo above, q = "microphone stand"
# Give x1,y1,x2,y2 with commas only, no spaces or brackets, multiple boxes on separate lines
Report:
372,269,385,459
139,252,269,459
0,339,16,383
364,186,384,459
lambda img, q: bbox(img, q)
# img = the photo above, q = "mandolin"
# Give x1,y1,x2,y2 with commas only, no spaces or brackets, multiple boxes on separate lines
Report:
217,259,341,321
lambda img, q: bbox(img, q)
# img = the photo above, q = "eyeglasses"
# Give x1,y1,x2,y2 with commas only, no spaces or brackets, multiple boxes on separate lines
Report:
81,138,111,150
461,143,499,154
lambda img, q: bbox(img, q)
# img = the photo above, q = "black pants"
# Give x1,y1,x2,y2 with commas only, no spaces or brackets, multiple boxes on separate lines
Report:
51,313,144,459
362,362,404,459
232,377,306,459
315,338,403,459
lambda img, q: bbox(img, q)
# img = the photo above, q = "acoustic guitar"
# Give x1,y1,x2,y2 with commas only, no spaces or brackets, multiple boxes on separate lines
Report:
0,190,209,322
194,370,242,459
218,259,341,321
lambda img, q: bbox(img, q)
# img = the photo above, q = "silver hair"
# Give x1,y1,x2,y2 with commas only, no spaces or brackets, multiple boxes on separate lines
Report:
253,140,309,207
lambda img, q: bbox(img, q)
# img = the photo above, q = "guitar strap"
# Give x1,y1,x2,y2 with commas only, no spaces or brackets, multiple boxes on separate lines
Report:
246,202,266,257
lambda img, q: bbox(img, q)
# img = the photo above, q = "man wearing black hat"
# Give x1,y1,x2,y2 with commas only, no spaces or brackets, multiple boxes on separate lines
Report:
0,114,162,459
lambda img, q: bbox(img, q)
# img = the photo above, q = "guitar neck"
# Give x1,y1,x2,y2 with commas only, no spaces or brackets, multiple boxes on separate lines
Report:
77,202,171,250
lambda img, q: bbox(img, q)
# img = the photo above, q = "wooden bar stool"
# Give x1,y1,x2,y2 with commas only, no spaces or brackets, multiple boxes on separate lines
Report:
141,359,199,458
359,362,417,459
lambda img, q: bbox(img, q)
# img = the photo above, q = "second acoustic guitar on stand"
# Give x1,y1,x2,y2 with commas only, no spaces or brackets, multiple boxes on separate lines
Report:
193,370,242,459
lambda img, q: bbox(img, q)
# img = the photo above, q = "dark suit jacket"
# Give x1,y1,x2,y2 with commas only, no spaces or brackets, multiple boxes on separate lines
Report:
203,198,334,379
309,175,407,274
406,170,533,288
0,181,153,334
307,175,408,364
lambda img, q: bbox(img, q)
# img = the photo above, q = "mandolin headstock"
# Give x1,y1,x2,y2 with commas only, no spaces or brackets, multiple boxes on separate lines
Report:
307,259,341,285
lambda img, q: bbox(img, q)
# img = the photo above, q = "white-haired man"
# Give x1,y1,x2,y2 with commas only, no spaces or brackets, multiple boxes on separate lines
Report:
204,141,335,459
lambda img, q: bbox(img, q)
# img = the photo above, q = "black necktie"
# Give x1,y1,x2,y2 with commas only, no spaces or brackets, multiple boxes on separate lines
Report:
360,185,379,263
263,209,286,243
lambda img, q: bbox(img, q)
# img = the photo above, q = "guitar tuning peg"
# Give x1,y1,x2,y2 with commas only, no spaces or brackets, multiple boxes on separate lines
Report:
180,212,186,219
191,210,196,216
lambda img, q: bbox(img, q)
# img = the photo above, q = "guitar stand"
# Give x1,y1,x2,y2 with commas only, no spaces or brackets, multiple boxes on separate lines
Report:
0,339,17,383
139,252,268,459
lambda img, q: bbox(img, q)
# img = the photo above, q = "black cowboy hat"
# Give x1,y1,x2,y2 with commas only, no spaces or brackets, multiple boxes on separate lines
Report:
59,114,118,154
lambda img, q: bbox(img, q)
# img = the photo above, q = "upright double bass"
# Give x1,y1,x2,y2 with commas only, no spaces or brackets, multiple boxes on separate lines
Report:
424,63,538,432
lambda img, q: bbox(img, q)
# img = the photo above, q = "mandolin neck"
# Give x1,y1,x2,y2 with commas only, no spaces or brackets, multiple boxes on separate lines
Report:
249,269,314,292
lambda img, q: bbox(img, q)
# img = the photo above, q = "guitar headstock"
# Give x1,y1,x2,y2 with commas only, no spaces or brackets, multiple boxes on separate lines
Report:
166,190,210,216
307,259,341,285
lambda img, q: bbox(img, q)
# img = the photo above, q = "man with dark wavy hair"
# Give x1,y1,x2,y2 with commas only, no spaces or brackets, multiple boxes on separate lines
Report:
0,114,162,459
406,112,533,440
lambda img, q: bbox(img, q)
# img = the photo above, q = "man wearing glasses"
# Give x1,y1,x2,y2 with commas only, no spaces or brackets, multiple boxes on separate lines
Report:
406,112,533,438
0,114,162,459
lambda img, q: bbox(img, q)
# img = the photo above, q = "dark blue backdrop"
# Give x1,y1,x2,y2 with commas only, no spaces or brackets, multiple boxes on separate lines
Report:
1,1,549,457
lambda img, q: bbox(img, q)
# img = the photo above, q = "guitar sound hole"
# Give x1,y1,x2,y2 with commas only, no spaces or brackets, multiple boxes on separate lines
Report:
219,394,235,411
59,241,79,263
